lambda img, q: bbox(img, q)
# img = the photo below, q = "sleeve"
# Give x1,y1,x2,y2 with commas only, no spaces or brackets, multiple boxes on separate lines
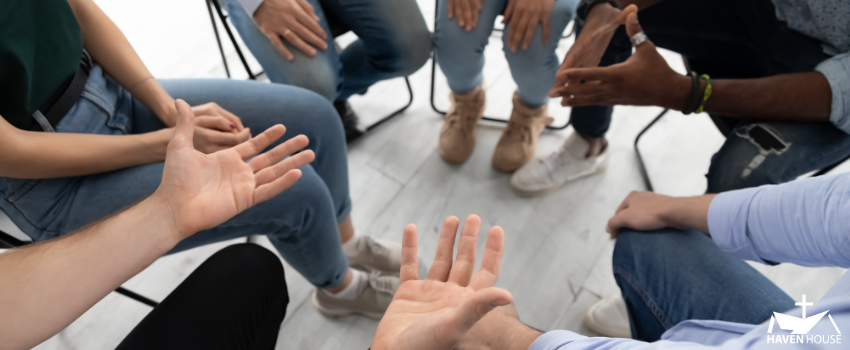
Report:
235,0,265,17
815,53,850,134
707,173,850,268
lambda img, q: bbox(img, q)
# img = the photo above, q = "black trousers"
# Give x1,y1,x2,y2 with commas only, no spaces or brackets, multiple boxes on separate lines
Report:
116,244,289,350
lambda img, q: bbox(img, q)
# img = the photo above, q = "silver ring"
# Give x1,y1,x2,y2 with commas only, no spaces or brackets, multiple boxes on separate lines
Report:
630,31,648,47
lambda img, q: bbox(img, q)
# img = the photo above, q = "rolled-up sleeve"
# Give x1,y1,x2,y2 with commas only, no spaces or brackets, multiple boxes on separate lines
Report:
236,0,264,16
816,53,850,134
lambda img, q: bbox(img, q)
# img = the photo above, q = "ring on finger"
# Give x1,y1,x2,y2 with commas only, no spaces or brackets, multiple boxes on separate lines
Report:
630,31,648,47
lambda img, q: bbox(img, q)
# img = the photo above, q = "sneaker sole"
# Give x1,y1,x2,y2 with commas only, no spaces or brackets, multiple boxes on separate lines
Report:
311,291,386,320
510,162,609,198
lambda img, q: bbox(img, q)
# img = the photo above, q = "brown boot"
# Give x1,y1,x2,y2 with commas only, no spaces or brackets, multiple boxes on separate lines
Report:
492,94,553,173
439,85,486,164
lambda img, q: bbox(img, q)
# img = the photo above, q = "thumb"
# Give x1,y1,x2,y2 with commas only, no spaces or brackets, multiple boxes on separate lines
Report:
439,288,513,339
170,99,195,150
625,12,642,37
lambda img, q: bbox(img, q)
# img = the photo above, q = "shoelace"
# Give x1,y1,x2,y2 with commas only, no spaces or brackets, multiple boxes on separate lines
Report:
445,103,479,134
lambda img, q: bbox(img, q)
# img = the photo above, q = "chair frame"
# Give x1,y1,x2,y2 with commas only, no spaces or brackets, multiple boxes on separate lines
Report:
205,0,413,132
429,0,572,130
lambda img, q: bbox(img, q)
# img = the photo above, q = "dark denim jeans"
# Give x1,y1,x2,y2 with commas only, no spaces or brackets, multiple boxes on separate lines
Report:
612,229,796,342
570,0,850,193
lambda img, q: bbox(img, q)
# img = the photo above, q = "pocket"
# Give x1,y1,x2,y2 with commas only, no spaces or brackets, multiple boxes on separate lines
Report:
2,178,42,203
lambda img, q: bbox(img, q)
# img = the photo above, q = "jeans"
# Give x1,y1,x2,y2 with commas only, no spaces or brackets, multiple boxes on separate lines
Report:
0,65,351,289
570,0,850,192
223,0,431,102
116,244,288,350
612,229,796,342
434,0,579,107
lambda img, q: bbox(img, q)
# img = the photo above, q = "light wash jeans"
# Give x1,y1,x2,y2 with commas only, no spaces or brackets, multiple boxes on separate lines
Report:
0,65,351,289
434,0,579,108
223,0,431,102
613,229,795,341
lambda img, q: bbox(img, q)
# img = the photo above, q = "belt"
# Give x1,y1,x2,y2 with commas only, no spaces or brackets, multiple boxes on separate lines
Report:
29,50,93,132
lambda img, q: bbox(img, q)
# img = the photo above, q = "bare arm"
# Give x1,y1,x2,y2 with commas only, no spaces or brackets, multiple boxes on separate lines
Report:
0,100,314,350
0,116,170,179
703,72,832,121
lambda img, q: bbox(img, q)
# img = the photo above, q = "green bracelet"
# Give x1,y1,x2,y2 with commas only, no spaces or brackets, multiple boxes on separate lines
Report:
695,74,712,114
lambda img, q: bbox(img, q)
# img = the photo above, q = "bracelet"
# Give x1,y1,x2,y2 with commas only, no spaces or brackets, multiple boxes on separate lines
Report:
682,71,700,115
695,74,712,114
577,0,620,21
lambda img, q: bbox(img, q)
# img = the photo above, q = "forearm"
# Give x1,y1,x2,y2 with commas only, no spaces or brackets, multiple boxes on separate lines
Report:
0,196,179,350
703,72,832,122
0,120,170,179
661,194,715,235
67,0,177,124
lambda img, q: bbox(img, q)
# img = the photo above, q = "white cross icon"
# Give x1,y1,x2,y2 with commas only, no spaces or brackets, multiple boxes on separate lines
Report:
796,294,814,318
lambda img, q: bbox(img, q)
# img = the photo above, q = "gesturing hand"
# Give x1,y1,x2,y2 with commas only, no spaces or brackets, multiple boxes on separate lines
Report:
153,99,316,240
254,0,328,60
503,0,554,52
448,0,483,31
371,215,513,350
551,11,692,110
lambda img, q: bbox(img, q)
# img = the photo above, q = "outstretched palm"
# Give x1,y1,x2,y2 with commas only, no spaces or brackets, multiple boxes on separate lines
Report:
155,100,315,239
372,215,513,350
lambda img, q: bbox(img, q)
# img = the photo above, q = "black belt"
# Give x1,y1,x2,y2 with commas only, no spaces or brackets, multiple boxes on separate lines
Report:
29,50,92,132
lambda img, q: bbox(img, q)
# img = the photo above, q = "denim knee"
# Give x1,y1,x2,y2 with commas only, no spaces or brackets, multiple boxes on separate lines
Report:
705,124,787,193
388,22,432,76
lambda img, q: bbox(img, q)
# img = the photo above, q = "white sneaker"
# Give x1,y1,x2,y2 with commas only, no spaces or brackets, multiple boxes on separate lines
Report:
510,132,609,197
584,294,632,338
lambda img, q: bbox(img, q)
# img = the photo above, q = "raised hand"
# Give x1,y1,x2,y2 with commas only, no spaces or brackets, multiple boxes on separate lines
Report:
254,0,329,60
503,0,554,52
448,0,483,31
153,99,315,239
371,215,513,350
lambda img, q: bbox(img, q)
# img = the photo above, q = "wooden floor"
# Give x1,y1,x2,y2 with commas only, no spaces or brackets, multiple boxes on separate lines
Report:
3,0,843,348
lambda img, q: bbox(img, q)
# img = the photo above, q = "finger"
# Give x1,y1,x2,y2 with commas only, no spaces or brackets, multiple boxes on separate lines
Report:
296,15,328,50
169,99,195,151
558,67,612,82
447,214,481,286
427,216,460,281
615,194,632,214
471,2,479,28
248,134,309,172
269,33,294,61
458,0,469,29
563,92,611,107
253,169,303,204
503,1,515,22
521,16,537,50
195,116,235,132
617,4,638,25
255,150,315,186
437,287,513,340
214,104,245,131
399,224,420,283
283,25,318,57
625,12,643,38
606,212,627,237
469,226,504,290
559,80,610,96
233,124,287,160
448,0,454,19
297,0,323,28
542,15,550,45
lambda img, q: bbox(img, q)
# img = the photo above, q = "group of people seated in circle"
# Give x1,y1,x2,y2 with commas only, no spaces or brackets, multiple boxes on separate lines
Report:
1,0,849,349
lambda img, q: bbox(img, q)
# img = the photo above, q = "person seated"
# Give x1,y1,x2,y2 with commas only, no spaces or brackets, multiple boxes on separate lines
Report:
224,0,432,141
0,0,408,318
371,172,850,349
435,0,580,172
512,0,850,197
0,105,301,349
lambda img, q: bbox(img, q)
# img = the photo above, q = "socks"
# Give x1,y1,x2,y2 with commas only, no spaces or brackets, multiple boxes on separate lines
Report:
327,269,361,300
341,234,361,257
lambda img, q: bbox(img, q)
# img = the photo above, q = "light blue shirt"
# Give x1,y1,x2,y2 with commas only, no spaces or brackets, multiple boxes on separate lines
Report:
530,172,850,350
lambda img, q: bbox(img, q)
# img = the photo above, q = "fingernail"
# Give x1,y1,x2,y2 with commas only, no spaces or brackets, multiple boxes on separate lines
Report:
629,13,638,24
230,122,236,130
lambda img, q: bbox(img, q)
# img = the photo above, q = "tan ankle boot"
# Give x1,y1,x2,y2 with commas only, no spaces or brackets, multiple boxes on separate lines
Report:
439,85,486,164
492,94,553,173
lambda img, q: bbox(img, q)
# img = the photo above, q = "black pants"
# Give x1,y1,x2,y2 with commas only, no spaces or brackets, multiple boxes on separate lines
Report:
116,244,289,350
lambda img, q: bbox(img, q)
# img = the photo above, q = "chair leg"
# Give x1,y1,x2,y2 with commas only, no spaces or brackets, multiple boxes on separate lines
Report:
206,0,230,78
114,287,159,308
209,0,260,80
365,77,414,132
633,109,670,192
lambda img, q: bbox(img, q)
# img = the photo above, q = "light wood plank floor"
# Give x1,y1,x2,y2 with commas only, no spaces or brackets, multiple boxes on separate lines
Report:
3,1,843,348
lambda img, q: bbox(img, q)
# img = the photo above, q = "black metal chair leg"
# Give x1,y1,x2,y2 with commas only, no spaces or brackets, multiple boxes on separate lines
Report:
208,0,261,80
633,109,670,192
206,0,231,78
365,77,414,131
115,286,159,308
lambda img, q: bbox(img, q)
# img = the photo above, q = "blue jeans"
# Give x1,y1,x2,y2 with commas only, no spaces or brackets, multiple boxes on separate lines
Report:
0,65,351,289
223,0,431,102
613,229,796,341
434,0,579,107
570,0,850,192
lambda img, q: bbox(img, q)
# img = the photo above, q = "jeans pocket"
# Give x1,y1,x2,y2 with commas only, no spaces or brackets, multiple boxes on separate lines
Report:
3,178,42,203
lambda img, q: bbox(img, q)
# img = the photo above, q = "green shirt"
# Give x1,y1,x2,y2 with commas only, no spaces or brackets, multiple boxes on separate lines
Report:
0,0,83,128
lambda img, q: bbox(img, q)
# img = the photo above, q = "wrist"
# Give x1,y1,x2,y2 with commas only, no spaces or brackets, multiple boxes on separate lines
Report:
134,195,183,251
142,129,172,163
661,195,715,233
500,319,543,350
668,74,694,112
587,2,620,23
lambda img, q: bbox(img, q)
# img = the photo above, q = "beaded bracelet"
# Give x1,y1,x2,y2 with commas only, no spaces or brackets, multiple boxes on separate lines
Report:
695,74,712,114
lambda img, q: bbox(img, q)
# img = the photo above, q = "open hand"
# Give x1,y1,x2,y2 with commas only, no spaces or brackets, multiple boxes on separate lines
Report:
551,11,691,110
371,215,513,350
254,0,328,60
448,0,483,31
503,0,554,52
153,99,315,239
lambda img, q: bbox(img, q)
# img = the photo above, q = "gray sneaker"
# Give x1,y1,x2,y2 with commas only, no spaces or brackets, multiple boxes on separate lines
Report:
312,270,398,319
348,236,429,278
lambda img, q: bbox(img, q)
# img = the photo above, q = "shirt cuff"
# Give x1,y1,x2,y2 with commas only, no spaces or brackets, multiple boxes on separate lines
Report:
528,330,587,350
707,187,769,263
236,0,264,16
816,53,850,134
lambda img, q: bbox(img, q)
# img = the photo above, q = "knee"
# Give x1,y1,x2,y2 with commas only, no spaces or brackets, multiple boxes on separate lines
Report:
385,22,433,76
286,63,339,101
705,124,788,193
209,244,288,297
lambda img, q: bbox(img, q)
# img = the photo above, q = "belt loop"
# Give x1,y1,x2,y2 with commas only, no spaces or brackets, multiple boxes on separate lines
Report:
32,110,56,132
